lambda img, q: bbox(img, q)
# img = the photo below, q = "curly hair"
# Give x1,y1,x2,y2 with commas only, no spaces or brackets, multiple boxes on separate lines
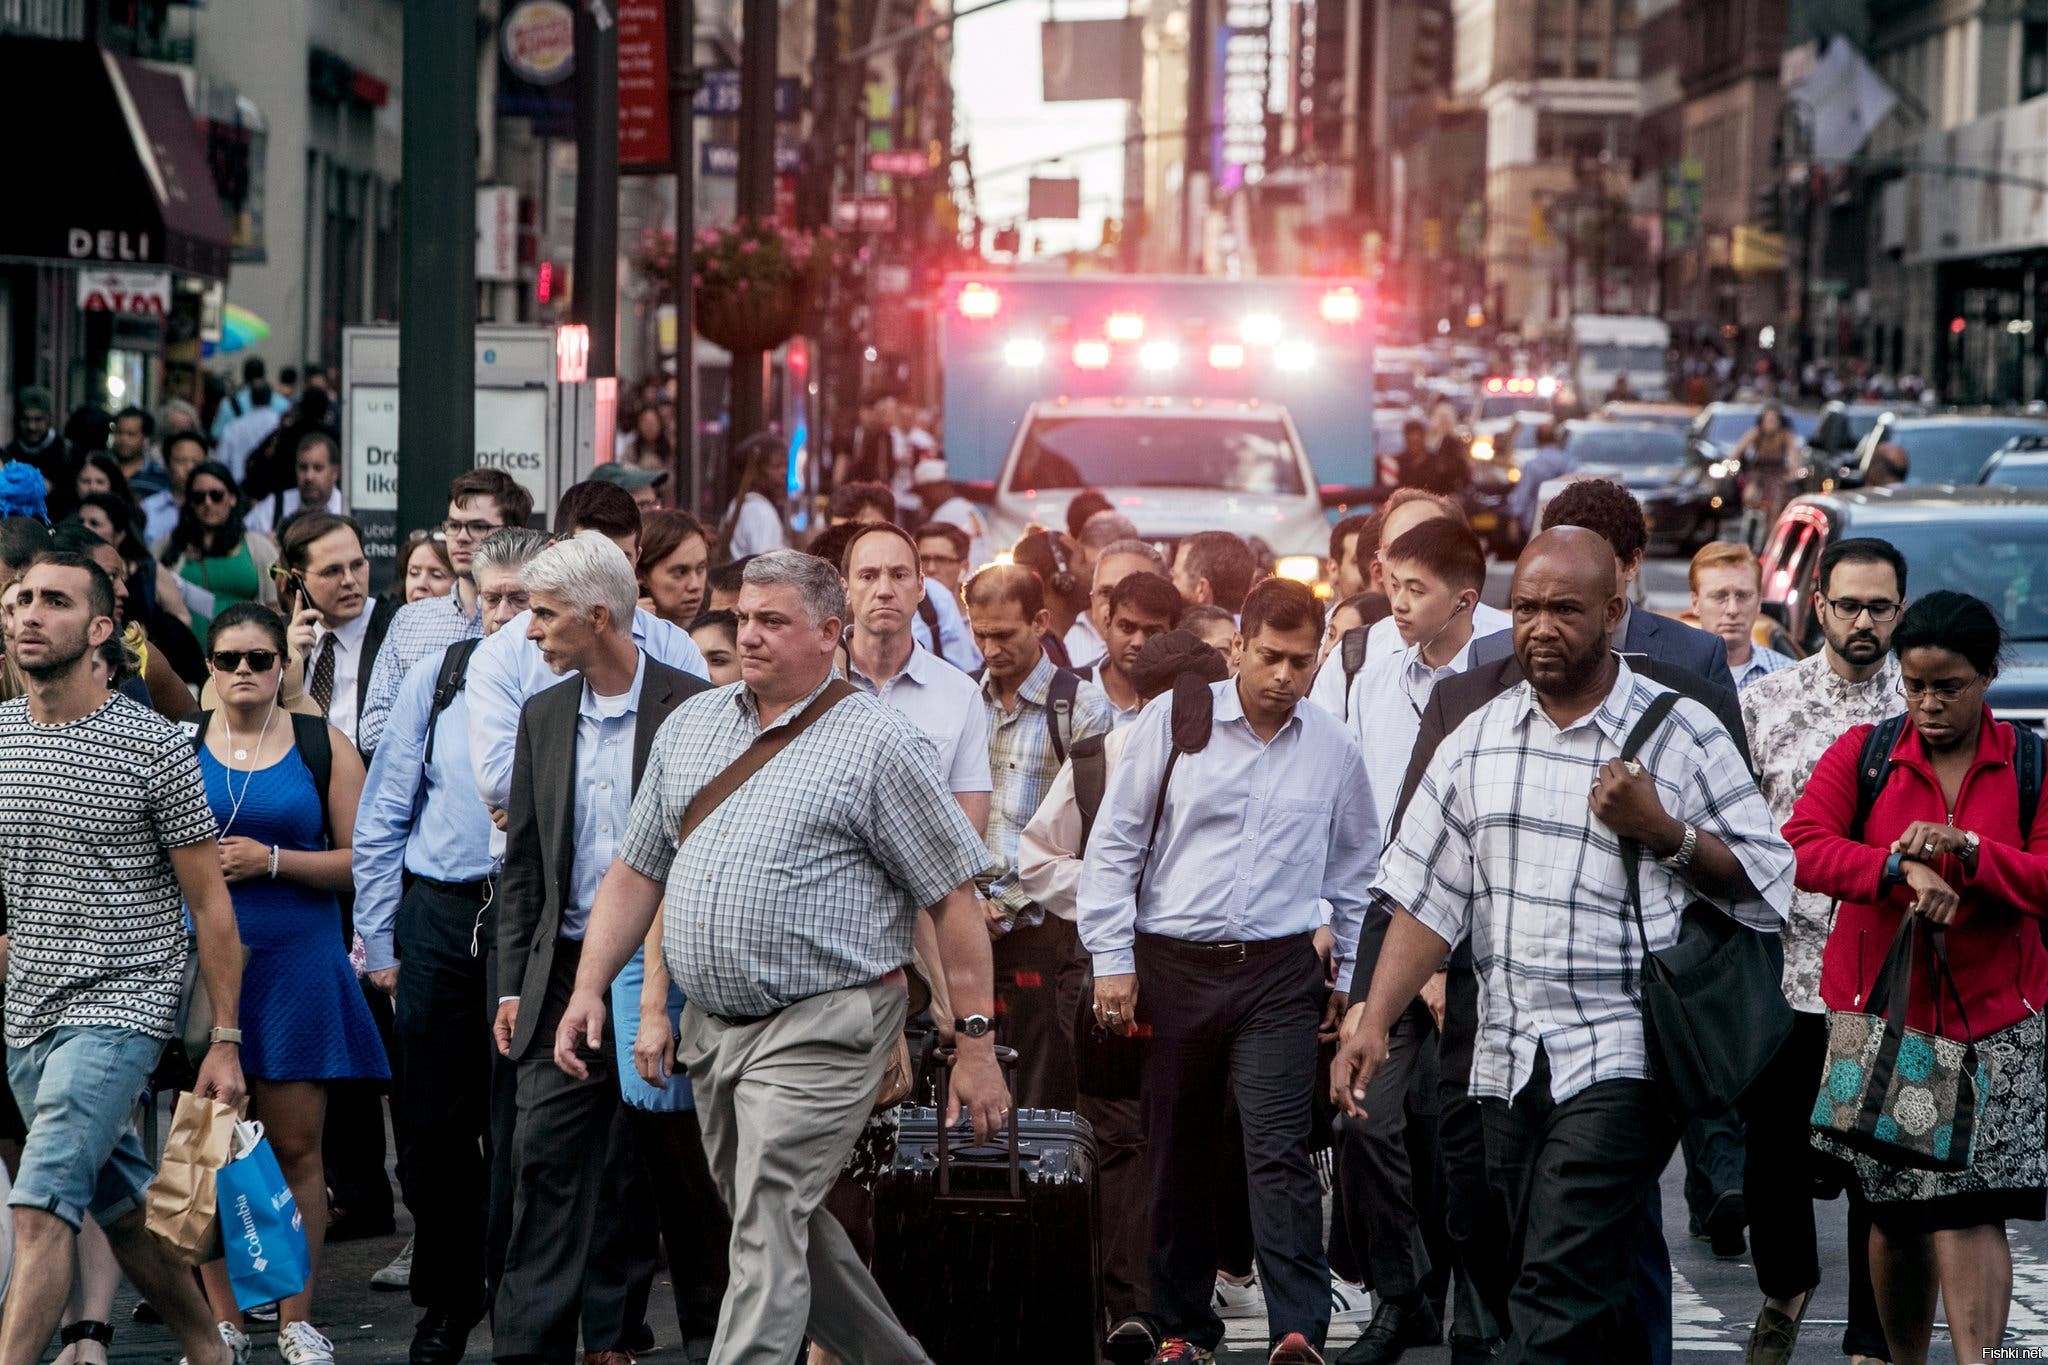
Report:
1539,478,1648,566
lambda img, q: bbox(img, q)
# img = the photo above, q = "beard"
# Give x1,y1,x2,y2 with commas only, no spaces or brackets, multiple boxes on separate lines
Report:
16,629,93,682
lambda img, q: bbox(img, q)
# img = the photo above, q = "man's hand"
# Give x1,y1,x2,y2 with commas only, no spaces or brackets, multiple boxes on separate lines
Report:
1319,989,1349,1044
634,1005,676,1088
1894,821,1970,863
1902,860,1961,925
493,999,519,1057
368,966,398,997
216,837,270,885
945,1042,1011,1144
1313,927,1337,986
194,1042,246,1108
490,806,509,832
553,990,608,1079
1330,1017,1389,1120
285,606,322,664
1092,972,1138,1036
1419,971,1447,1032
1589,757,1682,853
982,901,1010,940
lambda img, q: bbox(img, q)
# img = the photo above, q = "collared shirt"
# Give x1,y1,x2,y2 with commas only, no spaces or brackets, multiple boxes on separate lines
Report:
1064,614,1106,672
1309,603,1513,715
140,490,180,548
1079,678,1381,979
1346,633,1483,842
1729,644,1797,692
209,383,290,440
359,589,484,755
214,406,282,484
567,654,646,940
307,598,379,749
352,643,499,973
127,457,169,499
846,642,992,795
617,676,992,1018
1739,650,1903,1012
468,606,706,813
911,577,983,672
1376,658,1793,1104
245,485,345,536
979,653,1117,919
1019,725,1137,923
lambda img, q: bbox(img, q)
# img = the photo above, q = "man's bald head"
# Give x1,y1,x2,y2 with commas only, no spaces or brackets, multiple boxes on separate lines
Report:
1509,527,1626,698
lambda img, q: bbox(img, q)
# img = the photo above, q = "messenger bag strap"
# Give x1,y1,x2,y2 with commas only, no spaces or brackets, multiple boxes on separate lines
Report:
1615,690,1683,962
677,679,857,846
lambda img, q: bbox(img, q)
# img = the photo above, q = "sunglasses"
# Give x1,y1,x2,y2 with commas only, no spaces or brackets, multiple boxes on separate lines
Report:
210,649,280,673
192,486,233,505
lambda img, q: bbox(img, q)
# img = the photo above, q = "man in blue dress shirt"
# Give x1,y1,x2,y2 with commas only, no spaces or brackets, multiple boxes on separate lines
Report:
1082,578,1382,1365
354,526,549,1364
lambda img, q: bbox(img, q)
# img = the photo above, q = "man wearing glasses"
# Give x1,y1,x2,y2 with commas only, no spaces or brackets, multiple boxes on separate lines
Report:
1734,536,1908,1365
358,470,535,755
915,521,971,597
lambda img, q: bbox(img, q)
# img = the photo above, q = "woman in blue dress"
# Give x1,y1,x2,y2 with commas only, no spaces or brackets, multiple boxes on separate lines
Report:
192,603,384,1365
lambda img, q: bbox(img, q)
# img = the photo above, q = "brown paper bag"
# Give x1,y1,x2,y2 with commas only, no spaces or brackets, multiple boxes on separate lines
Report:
145,1091,239,1263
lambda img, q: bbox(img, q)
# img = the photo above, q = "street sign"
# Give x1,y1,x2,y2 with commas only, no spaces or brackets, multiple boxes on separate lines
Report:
701,143,803,176
76,269,169,315
867,149,929,177
833,197,897,233
693,70,803,120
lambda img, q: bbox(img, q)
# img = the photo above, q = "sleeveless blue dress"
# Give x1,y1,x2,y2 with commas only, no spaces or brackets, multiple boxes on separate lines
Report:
200,747,391,1083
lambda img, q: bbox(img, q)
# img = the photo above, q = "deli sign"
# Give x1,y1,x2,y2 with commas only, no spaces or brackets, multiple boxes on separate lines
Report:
76,270,170,315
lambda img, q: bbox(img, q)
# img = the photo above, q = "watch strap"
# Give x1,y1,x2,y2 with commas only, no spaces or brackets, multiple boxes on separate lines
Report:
208,1026,243,1046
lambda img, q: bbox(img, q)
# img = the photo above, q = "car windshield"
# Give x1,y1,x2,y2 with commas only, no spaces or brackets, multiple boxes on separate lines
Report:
1986,457,2048,489
1563,426,1687,468
1703,409,1819,447
1478,395,1529,420
1892,423,2048,485
1010,415,1306,494
1870,519,2048,640
1578,343,1665,374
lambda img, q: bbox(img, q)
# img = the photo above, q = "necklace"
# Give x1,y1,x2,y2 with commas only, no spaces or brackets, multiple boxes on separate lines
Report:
220,701,278,838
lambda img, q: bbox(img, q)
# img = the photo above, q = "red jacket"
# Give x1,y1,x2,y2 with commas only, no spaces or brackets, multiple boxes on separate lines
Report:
1785,708,2048,1041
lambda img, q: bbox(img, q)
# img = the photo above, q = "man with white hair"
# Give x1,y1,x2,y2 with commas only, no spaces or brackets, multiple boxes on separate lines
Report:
489,533,712,1364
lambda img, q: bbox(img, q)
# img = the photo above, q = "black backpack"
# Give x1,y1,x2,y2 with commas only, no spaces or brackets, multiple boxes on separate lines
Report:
1070,674,1214,856
1851,712,2044,844
972,663,1082,765
421,637,483,769
189,709,334,843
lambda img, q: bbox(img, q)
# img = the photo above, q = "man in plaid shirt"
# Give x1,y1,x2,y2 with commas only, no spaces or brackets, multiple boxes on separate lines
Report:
1334,528,1793,1364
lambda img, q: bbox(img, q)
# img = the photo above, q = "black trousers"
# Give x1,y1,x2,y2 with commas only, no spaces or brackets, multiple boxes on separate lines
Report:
1056,936,1152,1323
1334,1000,1436,1302
1438,1083,1507,1342
1742,1010,1889,1358
324,979,396,1229
392,876,510,1316
1480,1048,1678,1365
994,914,1079,1110
1680,1108,1747,1228
625,1108,730,1350
1137,932,1328,1353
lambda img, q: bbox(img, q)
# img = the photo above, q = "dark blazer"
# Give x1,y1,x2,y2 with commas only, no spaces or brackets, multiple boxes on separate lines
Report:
355,594,400,721
1470,602,1731,691
1346,648,1754,1002
498,656,709,1059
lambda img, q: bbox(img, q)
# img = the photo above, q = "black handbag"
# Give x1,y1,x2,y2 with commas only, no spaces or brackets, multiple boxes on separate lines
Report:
1619,692,1795,1116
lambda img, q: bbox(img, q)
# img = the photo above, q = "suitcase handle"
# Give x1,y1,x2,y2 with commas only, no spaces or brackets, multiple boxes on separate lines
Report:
932,1044,1024,1205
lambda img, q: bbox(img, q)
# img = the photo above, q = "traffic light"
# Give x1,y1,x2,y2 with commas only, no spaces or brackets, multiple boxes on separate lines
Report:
1754,184,1784,236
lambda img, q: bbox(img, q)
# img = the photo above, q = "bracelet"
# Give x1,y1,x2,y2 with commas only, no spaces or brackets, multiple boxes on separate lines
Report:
267,845,279,879
1657,822,1699,872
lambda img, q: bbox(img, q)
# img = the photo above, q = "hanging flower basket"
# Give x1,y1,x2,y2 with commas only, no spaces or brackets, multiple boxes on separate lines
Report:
690,218,837,354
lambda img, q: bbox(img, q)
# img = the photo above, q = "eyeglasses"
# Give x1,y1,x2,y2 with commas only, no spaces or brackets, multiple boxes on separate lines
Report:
442,518,502,540
192,486,233,505
478,588,531,614
1901,675,1983,703
1823,596,1901,623
920,553,963,570
210,649,279,673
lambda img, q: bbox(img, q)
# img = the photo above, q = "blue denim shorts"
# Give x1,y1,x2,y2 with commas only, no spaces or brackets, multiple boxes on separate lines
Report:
7,1026,164,1229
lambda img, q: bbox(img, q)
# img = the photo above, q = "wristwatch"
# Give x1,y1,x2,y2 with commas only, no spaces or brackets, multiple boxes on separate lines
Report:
1963,830,1981,869
208,1026,243,1047
953,1014,993,1039
1882,850,1907,890
1657,821,1699,872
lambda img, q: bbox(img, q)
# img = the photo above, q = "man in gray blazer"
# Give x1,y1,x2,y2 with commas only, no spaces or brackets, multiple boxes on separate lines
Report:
491,534,710,1364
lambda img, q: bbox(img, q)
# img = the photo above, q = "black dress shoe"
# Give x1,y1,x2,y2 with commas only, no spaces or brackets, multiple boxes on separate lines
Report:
1335,1295,1442,1365
1706,1188,1748,1259
411,1307,483,1365
626,1322,657,1354
1447,1335,1502,1364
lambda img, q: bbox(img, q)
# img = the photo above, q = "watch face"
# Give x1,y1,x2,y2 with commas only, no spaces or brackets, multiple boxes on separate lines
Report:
958,1015,992,1038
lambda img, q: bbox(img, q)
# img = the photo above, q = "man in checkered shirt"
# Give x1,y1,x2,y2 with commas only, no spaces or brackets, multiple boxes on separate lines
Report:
1334,528,1793,1364
551,549,1008,1365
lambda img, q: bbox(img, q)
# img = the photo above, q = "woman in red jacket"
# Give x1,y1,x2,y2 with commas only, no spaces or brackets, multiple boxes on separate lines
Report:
1785,591,2048,1365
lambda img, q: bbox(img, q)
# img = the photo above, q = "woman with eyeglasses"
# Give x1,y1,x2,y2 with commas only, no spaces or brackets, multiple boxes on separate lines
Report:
156,460,278,639
189,603,382,1365
1785,591,2048,1365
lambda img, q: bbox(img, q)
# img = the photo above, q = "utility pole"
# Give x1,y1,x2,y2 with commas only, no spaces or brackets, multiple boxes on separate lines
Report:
575,0,620,382
729,0,778,444
668,0,701,514
398,0,476,553
1183,0,1210,271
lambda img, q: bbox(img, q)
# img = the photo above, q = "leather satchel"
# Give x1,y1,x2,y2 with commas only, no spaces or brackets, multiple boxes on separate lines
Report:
1618,692,1794,1116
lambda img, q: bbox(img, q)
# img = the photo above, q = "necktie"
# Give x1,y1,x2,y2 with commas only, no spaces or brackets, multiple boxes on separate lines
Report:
309,633,337,717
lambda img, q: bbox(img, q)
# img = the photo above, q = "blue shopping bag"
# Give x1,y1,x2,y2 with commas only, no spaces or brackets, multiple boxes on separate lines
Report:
216,1121,310,1312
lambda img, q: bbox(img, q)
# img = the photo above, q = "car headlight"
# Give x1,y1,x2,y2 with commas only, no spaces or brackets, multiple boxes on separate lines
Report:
1471,437,1495,461
1276,555,1321,584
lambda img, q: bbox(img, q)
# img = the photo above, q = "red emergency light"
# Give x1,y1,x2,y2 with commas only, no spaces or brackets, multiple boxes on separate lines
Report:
1073,340,1111,369
1320,287,1364,324
536,260,554,305
1486,377,1505,393
957,283,1002,319
1106,312,1145,342
1208,342,1246,370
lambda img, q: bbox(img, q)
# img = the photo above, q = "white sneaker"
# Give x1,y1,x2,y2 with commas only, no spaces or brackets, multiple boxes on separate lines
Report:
179,1321,251,1365
1329,1276,1374,1325
276,1321,336,1365
370,1236,414,1290
1213,1270,1265,1320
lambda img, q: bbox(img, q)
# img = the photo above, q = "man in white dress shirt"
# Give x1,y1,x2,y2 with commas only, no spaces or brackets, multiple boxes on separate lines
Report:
280,512,396,750
246,429,346,535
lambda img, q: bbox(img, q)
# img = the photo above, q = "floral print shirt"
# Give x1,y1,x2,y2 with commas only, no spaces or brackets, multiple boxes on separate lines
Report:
1739,649,1904,1012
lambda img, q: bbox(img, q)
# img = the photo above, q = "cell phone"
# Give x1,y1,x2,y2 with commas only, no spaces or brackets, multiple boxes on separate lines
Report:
282,570,307,610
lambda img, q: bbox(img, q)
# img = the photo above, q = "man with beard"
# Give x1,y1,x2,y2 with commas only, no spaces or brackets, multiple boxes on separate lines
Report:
1334,529,1792,1364
1732,537,1908,1365
0,553,248,1365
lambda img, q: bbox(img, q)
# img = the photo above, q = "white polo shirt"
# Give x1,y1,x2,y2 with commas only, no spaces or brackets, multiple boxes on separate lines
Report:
846,642,993,795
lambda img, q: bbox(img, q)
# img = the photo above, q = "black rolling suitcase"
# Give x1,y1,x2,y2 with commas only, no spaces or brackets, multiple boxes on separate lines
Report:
872,1048,1103,1364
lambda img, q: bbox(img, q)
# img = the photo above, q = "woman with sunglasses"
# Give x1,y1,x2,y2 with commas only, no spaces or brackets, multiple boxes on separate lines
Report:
1785,591,2048,1365
190,604,382,1365
157,461,278,639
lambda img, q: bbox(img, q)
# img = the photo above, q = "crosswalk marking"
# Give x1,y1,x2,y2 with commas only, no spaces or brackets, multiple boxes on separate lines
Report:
1671,1269,1740,1352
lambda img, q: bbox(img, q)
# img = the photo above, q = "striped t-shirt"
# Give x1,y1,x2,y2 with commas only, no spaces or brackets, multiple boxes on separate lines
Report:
0,693,218,1046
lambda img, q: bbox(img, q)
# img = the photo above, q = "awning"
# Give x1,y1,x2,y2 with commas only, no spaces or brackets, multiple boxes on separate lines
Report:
0,36,232,280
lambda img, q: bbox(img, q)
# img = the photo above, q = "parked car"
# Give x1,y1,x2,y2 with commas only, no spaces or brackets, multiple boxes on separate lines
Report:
1595,401,1698,434
1804,400,1891,476
1759,486,2048,730
1843,413,2048,487
1536,422,1720,552
1980,437,2048,488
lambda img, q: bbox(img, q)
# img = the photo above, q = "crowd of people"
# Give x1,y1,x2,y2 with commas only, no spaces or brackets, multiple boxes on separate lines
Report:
0,375,2036,1365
